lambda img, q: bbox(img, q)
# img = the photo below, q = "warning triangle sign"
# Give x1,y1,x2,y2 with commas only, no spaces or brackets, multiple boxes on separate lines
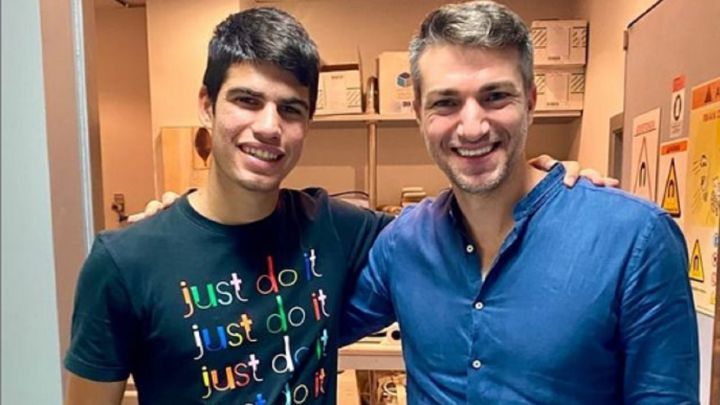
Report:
661,159,681,217
633,137,653,199
689,240,705,282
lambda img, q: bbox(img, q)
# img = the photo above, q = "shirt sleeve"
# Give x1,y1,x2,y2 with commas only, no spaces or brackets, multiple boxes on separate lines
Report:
329,197,394,278
339,222,398,346
64,236,139,382
619,212,699,404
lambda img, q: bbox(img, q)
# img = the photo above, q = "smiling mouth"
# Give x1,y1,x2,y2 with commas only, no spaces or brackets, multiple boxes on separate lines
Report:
454,142,499,158
240,145,282,162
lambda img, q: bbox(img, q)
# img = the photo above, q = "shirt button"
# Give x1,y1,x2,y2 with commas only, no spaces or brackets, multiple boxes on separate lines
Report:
474,302,484,310
466,244,474,253
472,360,482,369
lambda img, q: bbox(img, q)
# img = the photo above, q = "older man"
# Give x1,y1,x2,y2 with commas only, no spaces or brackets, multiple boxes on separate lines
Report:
341,2,699,404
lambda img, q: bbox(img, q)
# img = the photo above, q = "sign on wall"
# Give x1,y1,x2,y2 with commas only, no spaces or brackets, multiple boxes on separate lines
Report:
684,77,720,316
657,139,688,227
630,108,661,201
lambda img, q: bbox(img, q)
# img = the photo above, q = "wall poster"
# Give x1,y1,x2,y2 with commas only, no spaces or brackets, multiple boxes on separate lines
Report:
630,108,661,201
685,77,720,316
657,139,688,227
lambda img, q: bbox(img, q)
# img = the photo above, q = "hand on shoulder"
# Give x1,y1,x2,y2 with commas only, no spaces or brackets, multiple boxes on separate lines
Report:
126,192,181,223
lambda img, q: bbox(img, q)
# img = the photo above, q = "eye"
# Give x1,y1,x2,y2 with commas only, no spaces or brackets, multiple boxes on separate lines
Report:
484,92,511,103
279,104,301,115
278,104,307,120
429,98,458,110
481,91,517,109
234,96,261,108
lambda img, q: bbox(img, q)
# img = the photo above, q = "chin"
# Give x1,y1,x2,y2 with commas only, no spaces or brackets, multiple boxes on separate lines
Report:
235,176,283,193
452,168,507,194
455,179,502,194
246,182,282,193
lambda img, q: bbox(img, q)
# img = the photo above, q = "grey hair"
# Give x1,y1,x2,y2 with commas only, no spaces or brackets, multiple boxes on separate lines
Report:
409,1,534,100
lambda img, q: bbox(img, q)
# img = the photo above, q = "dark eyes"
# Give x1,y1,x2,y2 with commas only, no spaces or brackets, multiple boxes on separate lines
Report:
232,96,306,118
484,92,511,103
428,92,512,111
429,98,459,109
278,104,304,116
233,96,261,107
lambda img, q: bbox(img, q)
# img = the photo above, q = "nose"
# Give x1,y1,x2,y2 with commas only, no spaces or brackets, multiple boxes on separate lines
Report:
252,103,282,141
457,99,490,142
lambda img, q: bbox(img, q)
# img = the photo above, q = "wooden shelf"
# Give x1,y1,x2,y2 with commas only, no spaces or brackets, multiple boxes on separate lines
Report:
534,110,582,123
535,110,582,118
311,113,412,127
311,110,580,127
339,341,404,371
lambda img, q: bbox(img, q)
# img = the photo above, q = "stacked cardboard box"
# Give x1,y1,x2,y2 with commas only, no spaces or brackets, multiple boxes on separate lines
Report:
531,20,588,111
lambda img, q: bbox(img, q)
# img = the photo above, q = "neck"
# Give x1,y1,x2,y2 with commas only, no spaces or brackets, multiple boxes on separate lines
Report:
188,168,279,225
454,159,545,270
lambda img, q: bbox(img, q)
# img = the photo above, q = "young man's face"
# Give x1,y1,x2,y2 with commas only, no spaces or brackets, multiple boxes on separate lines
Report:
414,45,536,194
200,62,310,193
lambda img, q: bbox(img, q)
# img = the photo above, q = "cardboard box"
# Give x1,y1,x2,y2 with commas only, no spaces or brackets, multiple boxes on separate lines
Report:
378,52,414,116
531,20,587,66
534,67,585,111
315,64,363,116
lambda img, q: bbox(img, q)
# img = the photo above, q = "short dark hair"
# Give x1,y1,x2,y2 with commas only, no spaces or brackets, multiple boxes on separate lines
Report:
409,1,534,100
202,7,320,117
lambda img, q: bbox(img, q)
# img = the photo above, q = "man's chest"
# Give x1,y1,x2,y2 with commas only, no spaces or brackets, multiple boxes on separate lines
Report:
130,241,348,402
390,241,625,376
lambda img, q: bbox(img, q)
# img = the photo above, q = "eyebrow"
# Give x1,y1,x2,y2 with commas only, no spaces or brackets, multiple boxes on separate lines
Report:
226,87,310,113
425,80,520,99
481,81,520,93
226,87,263,99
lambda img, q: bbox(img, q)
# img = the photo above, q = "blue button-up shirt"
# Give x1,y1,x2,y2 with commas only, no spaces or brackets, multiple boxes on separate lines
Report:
341,166,699,404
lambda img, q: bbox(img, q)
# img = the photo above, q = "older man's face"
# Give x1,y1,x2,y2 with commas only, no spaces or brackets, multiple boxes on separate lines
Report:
414,45,535,194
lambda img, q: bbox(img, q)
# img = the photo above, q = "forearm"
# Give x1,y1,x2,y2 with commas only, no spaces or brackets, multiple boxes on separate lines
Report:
65,372,126,405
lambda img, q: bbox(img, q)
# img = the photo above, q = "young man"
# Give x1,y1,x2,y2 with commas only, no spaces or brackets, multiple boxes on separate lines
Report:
65,5,609,404
64,8,392,404
341,1,700,404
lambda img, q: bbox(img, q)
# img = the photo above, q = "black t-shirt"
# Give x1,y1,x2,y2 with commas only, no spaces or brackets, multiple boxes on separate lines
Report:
64,188,392,404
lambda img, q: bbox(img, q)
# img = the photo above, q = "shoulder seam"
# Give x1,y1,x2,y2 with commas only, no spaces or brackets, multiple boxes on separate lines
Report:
95,235,144,320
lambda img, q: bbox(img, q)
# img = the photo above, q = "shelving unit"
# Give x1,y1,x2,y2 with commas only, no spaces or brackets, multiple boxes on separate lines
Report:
311,110,582,208
339,341,404,371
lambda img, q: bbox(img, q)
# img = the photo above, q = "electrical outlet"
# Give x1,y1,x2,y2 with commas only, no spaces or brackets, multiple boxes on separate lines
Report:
112,193,125,214
111,193,128,224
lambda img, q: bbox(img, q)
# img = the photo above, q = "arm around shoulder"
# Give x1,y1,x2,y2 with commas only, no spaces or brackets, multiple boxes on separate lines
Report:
329,198,394,276
339,222,397,346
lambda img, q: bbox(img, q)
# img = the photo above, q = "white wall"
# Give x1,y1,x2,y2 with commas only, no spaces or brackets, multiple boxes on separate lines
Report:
96,6,155,229
145,0,238,193
1,0,64,403
698,315,715,405
40,0,102,379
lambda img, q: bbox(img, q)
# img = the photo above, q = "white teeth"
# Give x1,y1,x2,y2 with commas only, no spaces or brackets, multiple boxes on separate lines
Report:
241,145,280,161
456,144,494,157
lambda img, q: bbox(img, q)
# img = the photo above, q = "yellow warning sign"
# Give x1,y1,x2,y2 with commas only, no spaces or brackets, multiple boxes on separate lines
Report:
660,159,681,217
688,240,705,282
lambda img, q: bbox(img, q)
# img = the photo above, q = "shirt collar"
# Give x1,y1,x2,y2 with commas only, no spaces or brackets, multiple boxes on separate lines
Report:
444,163,566,228
512,163,565,221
